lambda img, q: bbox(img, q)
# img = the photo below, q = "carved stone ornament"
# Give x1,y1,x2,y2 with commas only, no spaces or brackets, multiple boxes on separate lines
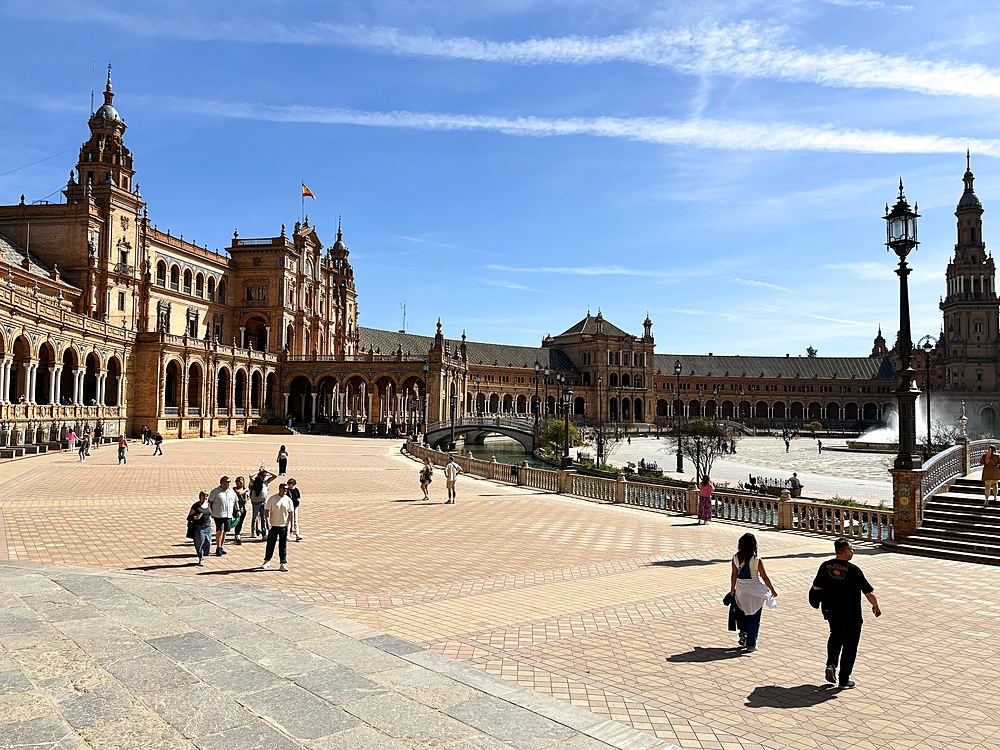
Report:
120,215,130,231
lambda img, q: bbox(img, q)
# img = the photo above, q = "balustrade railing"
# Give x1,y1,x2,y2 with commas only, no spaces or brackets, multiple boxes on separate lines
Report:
404,440,893,541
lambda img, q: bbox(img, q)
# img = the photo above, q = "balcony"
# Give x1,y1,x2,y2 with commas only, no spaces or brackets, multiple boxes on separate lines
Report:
164,406,179,416
114,263,135,276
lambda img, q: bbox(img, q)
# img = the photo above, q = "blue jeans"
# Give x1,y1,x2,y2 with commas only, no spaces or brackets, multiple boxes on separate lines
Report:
193,526,212,561
251,502,268,536
742,608,762,648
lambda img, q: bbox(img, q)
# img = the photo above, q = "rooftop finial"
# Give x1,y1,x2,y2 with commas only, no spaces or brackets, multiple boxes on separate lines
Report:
898,178,905,199
337,215,343,242
968,147,971,171
106,62,113,92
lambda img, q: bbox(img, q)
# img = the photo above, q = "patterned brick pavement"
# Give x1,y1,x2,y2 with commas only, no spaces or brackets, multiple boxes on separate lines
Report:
2,435,999,750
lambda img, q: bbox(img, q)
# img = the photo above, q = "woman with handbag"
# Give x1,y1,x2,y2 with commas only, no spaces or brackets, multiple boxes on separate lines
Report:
419,458,433,501
981,445,1000,505
187,490,213,566
730,533,778,652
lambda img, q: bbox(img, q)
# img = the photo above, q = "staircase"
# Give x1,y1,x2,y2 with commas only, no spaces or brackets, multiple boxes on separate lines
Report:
894,477,1000,565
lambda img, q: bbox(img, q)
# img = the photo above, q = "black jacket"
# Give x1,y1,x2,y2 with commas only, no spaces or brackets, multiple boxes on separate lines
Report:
722,592,747,632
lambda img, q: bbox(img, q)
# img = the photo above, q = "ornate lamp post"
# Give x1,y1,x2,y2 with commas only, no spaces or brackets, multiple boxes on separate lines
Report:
543,368,550,420
422,361,429,443
917,335,935,455
885,181,922,472
674,359,683,473
475,374,481,416
597,373,604,466
562,387,574,468
886,181,923,537
449,393,457,452
533,361,541,432
712,385,719,419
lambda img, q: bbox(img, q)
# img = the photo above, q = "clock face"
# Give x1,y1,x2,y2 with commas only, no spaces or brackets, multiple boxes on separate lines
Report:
120,215,129,231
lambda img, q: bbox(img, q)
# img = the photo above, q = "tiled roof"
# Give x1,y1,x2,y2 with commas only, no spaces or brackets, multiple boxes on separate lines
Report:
654,353,896,381
358,327,576,372
0,232,79,289
556,313,631,338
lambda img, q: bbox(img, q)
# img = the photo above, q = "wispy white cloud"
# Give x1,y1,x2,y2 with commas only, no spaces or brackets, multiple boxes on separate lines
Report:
395,234,462,250
821,0,913,10
484,279,534,291
10,5,995,99
758,304,875,327
725,276,793,293
159,97,1000,156
486,263,652,276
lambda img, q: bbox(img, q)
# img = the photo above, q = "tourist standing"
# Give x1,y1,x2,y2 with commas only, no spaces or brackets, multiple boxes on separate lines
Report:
117,434,128,464
817,439,823,454
152,431,163,456
981,445,1000,505
698,475,713,525
208,476,237,557
249,467,277,537
77,434,89,462
287,478,302,541
443,456,463,504
419,458,433,500
261,482,293,572
92,423,103,450
276,445,289,476
232,476,249,545
811,537,880,689
730,533,778,652
83,426,91,455
188,490,213,566
67,428,77,453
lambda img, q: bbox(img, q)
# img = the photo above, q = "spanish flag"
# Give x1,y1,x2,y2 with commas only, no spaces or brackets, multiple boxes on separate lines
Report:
301,183,316,200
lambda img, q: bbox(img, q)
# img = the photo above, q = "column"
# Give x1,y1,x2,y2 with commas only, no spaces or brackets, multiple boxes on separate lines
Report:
53,367,62,405
98,373,107,406
48,367,56,405
239,326,246,348
24,362,34,403
264,326,271,352
283,392,290,417
0,359,9,403
115,376,123,407
299,393,306,419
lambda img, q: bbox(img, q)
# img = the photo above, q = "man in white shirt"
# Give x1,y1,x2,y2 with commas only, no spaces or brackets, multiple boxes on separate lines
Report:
261,483,294,572
443,456,463,504
208,476,238,557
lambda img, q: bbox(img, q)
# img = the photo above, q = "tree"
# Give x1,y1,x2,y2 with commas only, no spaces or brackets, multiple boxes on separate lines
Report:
804,420,823,436
674,418,735,480
806,346,818,357
540,418,580,457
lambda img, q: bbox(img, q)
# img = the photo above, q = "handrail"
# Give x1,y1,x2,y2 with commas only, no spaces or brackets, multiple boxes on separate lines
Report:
426,417,535,433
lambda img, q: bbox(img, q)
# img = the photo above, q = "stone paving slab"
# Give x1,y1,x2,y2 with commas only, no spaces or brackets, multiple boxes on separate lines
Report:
0,561,675,750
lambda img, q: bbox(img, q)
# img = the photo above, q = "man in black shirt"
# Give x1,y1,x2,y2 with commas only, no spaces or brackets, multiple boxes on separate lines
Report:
811,537,881,689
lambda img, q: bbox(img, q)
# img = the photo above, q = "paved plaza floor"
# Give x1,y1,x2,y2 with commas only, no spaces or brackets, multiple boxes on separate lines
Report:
1,435,998,750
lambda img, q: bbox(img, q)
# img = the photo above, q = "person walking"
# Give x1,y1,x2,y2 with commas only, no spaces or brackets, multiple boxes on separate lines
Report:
981,445,1000,505
276,445,289,476
92,423,103,450
83,426,92,456
208,476,237,557
811,537,881,689
249,467,277,538
261,482,293,572
152,431,163,456
117,434,128,464
232,476,249,545
817,439,823,454
419,458,433,500
443,455,463,504
730,533,777,652
187,490,213,566
698,475,714,524
287,478,302,541
67,428,77,453
77,434,89,462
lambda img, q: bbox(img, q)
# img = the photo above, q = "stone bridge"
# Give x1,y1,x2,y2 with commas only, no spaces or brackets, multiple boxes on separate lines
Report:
424,416,536,452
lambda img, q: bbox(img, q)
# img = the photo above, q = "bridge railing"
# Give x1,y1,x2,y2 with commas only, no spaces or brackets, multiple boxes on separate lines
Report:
426,416,535,434
404,440,894,541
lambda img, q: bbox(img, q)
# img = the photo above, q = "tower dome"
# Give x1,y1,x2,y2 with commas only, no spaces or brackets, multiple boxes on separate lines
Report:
93,64,122,123
957,150,981,211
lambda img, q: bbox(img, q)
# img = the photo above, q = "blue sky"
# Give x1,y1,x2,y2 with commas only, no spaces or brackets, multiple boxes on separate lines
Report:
3,0,1000,357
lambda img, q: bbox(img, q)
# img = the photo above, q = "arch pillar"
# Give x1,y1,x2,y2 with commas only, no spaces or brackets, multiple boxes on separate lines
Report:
53,366,62,404
0,358,10,403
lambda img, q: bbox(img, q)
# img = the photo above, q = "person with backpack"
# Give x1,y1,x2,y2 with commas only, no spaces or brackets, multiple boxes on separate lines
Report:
92,423,103,450
249,467,277,538
152,431,164,456
419,458,433,501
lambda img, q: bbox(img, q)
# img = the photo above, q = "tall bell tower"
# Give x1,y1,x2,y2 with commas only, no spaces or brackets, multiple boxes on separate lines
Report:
940,153,1000,391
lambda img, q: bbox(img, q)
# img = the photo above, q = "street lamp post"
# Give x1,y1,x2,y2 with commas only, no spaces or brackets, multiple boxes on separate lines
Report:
543,369,550,421
410,397,418,441
712,385,718,420
422,361,429,444
563,387,574,468
449,393,457,452
533,361,541,432
885,181,922,471
917,335,935,455
597,374,604,467
674,359,683,473
475,374,481,416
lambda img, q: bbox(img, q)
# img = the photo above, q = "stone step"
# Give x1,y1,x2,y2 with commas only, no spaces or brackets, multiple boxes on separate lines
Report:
890,540,1000,566
921,516,1000,535
899,532,1000,557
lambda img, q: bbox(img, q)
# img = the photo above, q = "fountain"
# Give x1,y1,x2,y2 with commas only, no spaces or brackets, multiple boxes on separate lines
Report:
848,398,934,453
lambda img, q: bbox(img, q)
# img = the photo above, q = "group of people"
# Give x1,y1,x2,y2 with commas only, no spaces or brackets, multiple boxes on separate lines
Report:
186,446,303,570
419,455,463,503
137,425,165,454
727,532,881,689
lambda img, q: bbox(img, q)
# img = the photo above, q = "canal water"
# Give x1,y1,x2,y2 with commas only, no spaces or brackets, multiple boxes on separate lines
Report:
460,437,552,469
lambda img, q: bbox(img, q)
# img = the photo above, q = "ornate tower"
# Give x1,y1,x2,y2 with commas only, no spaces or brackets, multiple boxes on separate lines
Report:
940,153,1000,391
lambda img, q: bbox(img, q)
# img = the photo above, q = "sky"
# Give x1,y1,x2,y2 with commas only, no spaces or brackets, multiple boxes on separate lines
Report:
2,0,999,358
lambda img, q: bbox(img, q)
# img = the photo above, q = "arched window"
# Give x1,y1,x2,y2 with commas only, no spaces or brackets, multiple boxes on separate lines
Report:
208,277,216,301
195,273,204,297
183,269,192,295
217,280,227,304
169,265,180,291
156,261,166,287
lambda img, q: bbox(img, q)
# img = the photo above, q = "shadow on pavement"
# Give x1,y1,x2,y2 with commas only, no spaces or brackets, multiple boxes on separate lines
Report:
666,647,744,663
124,561,198,571
196,567,267,576
649,558,730,568
745,684,840,709
141,553,195,560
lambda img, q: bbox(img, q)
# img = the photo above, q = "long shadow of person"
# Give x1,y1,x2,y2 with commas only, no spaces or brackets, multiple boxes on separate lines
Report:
745,684,840,709
666,646,744,663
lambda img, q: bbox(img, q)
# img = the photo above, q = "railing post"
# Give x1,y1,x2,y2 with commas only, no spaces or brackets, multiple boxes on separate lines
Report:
777,489,791,530
890,467,925,537
615,473,626,504
685,481,698,516
517,461,528,487
958,435,970,477
557,468,575,494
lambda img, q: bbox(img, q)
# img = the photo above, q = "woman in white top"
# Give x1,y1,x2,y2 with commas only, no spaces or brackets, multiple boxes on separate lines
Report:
729,532,777,652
